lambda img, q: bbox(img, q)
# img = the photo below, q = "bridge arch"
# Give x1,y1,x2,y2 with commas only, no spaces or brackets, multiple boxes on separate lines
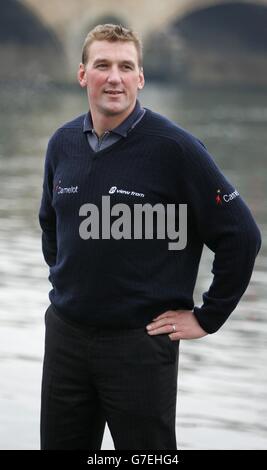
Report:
1,0,65,81
144,1,267,85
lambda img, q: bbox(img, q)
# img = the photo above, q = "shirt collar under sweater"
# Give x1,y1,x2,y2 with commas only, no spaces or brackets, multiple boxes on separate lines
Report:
83,99,146,138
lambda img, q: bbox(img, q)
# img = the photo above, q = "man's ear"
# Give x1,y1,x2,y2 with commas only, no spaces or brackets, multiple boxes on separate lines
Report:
138,68,145,90
77,63,87,88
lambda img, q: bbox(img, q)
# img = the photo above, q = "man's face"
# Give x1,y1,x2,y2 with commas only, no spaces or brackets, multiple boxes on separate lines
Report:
78,40,145,118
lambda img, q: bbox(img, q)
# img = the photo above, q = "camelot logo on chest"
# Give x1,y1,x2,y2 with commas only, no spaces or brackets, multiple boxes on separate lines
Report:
54,179,79,194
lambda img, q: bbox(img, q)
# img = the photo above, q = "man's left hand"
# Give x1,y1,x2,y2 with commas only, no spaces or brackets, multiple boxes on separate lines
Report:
146,309,208,340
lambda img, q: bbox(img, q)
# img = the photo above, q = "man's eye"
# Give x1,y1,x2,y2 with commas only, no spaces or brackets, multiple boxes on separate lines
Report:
96,64,107,68
122,65,133,70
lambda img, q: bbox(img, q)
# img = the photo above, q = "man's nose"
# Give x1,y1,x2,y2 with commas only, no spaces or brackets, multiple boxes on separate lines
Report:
107,66,122,83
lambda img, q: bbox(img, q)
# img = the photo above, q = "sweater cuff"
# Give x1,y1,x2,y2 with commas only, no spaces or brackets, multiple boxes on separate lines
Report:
192,306,222,334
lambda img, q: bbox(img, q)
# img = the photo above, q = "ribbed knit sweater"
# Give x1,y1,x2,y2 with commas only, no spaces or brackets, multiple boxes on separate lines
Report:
39,107,261,333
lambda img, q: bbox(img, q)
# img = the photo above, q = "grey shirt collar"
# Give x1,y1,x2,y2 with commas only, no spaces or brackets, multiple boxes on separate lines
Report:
83,99,145,138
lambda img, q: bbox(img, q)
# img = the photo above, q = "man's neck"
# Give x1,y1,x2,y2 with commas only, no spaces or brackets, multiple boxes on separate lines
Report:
90,103,136,138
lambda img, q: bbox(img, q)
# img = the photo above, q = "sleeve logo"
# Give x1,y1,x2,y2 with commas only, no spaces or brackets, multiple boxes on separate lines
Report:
216,188,239,205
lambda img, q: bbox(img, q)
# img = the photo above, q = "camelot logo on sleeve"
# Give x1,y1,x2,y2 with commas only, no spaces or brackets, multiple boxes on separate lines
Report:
216,188,239,205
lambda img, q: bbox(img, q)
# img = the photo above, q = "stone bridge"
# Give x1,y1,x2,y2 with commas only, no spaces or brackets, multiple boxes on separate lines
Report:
2,0,267,85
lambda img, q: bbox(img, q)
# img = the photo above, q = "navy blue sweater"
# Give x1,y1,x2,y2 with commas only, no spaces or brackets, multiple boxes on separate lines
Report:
39,107,261,333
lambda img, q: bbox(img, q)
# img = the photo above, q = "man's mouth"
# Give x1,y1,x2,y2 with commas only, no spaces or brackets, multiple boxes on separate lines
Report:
104,90,124,95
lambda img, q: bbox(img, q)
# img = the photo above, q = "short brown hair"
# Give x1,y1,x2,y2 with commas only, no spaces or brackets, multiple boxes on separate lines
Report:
81,24,143,68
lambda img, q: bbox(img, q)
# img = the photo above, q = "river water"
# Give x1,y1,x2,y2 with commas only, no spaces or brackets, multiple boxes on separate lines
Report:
0,82,266,449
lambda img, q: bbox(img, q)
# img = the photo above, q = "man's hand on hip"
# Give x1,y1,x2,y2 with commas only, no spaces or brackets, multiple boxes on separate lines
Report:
146,310,208,340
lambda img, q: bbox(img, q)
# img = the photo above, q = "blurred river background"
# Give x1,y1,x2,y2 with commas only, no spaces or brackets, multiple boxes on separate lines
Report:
0,0,267,450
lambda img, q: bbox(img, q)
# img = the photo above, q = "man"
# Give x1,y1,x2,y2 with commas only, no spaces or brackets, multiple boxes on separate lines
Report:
39,24,261,450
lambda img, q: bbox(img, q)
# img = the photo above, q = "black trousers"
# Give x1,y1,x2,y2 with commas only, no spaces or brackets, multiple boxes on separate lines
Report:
40,304,180,450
